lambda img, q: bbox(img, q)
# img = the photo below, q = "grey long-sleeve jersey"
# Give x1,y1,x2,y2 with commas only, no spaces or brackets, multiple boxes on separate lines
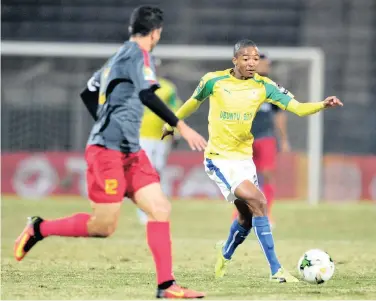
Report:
87,41,159,153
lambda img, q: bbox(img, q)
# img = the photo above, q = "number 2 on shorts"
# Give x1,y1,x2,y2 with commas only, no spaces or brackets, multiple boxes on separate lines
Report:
105,179,118,195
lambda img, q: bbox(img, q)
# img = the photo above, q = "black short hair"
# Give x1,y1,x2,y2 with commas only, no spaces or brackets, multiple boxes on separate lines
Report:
129,6,164,36
233,39,257,56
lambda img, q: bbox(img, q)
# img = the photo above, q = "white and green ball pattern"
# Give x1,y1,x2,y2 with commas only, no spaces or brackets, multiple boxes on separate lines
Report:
298,249,335,284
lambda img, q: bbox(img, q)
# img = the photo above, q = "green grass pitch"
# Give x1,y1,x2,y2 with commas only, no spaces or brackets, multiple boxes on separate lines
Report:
1,196,376,299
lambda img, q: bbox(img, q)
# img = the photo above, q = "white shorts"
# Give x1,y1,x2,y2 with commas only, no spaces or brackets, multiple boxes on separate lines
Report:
204,157,259,203
140,138,172,172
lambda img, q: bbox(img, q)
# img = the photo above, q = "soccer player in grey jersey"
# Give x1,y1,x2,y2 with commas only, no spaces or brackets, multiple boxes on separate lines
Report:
14,6,206,299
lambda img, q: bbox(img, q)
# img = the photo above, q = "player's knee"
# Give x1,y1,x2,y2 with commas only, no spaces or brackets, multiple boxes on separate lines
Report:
244,194,267,216
254,195,267,216
88,217,118,237
97,227,116,237
94,222,117,237
149,199,171,221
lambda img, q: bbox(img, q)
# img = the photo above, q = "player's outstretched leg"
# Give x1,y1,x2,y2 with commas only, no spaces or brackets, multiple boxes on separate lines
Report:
234,181,298,283
215,200,252,278
15,145,128,261
134,183,205,298
14,203,121,261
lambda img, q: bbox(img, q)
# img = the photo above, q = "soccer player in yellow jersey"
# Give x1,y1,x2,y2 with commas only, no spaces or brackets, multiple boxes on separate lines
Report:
140,77,181,171
162,39,343,282
137,76,182,224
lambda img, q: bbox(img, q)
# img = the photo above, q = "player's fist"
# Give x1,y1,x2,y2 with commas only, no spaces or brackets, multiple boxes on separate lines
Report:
176,121,207,151
161,124,174,140
323,96,343,108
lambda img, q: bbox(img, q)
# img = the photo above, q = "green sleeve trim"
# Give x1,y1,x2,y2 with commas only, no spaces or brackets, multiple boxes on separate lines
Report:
194,74,230,101
167,90,177,108
264,82,292,108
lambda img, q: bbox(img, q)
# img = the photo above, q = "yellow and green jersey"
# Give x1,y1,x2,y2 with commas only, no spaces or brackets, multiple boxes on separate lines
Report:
193,69,293,159
140,77,181,140
170,68,325,160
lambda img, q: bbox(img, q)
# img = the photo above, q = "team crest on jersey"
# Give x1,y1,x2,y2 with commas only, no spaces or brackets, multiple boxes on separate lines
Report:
196,79,205,94
143,66,156,81
103,67,110,78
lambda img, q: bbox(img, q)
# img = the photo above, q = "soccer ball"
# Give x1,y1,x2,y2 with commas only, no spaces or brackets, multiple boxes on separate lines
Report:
297,249,335,284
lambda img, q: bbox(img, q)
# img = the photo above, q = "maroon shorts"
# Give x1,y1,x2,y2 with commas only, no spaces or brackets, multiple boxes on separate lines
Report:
253,137,277,172
85,145,160,203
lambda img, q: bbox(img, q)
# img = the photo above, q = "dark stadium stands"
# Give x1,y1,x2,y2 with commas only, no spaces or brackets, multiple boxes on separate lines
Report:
1,0,375,154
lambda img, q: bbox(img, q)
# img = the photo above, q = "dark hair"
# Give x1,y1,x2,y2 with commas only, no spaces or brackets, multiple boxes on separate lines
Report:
259,53,267,59
129,6,164,36
233,39,257,56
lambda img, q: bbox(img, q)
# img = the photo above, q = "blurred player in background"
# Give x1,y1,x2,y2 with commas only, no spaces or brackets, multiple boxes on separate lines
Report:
232,53,291,225
162,39,343,282
137,59,182,225
14,6,206,299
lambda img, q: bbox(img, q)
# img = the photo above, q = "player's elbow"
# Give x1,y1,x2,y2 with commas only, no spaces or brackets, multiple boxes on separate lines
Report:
139,88,153,106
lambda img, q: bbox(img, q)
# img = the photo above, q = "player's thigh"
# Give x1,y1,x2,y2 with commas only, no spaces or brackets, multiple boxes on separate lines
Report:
154,140,172,172
125,150,168,220
204,158,238,203
230,159,260,193
204,158,262,203
139,138,158,167
253,137,277,173
231,159,266,215
85,145,126,204
133,182,171,221
234,179,266,216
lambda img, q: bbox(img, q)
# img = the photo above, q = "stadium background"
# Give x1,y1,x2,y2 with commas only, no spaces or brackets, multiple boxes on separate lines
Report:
1,0,376,202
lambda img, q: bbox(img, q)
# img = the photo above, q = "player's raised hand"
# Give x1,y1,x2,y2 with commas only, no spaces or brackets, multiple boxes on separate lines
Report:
176,121,207,151
323,96,343,108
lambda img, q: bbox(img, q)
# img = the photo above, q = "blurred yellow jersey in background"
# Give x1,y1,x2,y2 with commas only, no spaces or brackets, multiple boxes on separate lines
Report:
140,77,181,140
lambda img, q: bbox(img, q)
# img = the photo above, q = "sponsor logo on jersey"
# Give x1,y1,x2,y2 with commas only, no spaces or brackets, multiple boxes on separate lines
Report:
277,84,289,95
